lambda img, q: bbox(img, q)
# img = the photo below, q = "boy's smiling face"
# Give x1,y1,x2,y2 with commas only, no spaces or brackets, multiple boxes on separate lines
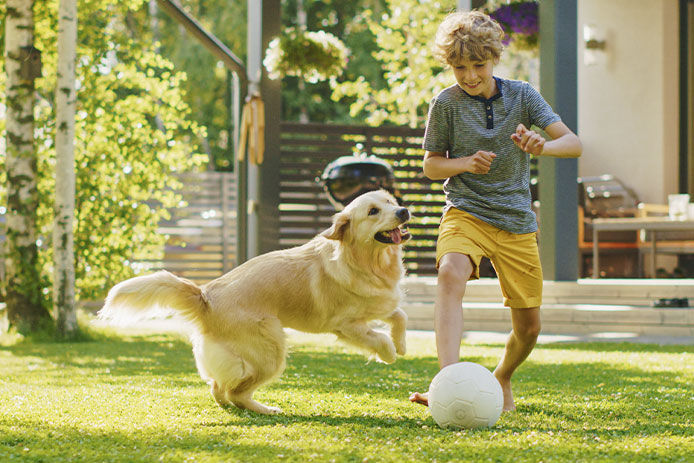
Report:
452,58,498,99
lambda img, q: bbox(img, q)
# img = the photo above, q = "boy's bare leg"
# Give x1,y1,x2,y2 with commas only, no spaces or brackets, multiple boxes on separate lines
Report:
409,253,472,406
493,307,541,411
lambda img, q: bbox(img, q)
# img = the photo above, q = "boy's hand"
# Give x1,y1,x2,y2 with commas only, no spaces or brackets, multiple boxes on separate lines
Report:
463,151,496,174
511,123,545,156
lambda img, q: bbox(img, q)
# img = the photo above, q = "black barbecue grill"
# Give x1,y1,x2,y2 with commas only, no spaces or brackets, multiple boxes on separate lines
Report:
578,174,639,218
319,155,398,210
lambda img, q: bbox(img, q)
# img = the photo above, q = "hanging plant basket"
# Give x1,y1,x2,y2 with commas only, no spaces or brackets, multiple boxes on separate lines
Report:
490,1,539,52
263,28,349,84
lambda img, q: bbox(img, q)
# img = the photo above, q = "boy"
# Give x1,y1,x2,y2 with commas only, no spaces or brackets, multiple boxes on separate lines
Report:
409,10,581,412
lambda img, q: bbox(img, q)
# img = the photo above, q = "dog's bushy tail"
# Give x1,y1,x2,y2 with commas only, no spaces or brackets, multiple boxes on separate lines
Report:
98,271,209,328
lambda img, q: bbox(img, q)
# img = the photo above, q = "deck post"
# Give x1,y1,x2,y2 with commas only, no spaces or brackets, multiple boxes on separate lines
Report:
245,0,281,259
538,0,579,281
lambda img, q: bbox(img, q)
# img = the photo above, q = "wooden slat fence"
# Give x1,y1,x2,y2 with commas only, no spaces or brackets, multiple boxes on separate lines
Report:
280,121,445,276
0,172,236,291
135,171,237,283
0,123,535,284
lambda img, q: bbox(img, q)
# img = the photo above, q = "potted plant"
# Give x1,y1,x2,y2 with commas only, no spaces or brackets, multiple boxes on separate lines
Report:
263,28,349,83
489,1,539,52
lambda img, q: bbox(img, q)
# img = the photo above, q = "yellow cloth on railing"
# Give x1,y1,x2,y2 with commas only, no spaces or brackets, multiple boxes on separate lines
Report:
238,94,265,164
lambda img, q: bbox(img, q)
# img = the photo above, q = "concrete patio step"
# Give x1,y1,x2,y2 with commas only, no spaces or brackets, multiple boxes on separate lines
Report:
402,277,694,337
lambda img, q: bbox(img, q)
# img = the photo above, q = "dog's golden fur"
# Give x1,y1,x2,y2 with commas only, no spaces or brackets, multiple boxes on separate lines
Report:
98,190,410,414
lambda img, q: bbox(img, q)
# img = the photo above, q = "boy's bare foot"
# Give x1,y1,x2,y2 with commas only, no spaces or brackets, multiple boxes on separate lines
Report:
411,377,517,412
409,391,428,406
494,374,516,412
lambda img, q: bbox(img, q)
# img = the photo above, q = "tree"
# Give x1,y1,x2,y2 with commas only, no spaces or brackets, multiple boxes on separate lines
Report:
323,0,538,127
3,0,53,333
152,0,247,170
53,0,78,337
2,0,208,318
51,0,208,302
330,0,452,128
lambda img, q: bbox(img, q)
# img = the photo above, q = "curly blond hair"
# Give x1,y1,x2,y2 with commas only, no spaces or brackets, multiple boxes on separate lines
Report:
433,10,505,65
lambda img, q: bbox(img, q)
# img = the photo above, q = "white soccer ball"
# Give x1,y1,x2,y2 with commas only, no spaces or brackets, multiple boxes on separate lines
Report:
428,362,504,429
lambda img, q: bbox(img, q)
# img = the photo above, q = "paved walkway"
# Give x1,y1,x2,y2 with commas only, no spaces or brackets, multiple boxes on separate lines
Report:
413,329,694,346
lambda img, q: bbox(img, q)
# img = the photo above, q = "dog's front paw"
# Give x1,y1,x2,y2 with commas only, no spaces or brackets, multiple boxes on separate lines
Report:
376,339,397,364
393,337,406,356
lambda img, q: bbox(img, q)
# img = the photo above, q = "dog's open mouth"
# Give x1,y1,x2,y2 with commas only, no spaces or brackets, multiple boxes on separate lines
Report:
375,224,411,244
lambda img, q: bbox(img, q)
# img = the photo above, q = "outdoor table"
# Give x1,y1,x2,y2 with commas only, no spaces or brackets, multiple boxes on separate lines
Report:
591,217,694,278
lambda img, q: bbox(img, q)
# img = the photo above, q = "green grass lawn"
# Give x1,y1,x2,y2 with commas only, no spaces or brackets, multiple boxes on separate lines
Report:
1,321,692,463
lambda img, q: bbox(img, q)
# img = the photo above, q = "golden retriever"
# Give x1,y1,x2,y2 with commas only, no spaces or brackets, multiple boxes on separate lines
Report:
98,190,411,414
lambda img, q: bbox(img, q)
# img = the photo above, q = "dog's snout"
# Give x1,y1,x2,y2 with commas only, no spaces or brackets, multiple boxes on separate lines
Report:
396,207,410,222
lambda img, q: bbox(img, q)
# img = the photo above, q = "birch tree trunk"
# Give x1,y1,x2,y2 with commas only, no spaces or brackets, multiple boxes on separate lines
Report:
54,0,78,337
3,0,52,333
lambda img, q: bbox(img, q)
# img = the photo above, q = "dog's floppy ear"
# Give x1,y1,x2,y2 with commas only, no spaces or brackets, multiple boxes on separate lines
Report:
322,211,350,241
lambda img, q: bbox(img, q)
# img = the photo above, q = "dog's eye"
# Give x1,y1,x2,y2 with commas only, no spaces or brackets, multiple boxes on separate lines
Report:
368,207,380,216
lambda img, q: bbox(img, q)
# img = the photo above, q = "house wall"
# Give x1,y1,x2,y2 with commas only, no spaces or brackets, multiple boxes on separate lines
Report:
577,0,680,204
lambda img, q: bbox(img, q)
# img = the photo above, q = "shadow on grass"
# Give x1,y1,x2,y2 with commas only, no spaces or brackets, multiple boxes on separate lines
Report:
0,422,354,463
0,334,201,389
237,352,692,436
2,417,683,463
3,331,691,437
3,332,691,393
2,333,692,463
206,407,427,429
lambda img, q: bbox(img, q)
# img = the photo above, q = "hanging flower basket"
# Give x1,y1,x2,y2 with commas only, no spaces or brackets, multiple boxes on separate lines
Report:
263,28,349,84
490,1,539,52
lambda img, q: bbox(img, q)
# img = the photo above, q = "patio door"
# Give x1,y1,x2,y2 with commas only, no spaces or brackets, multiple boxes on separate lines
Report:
683,0,694,195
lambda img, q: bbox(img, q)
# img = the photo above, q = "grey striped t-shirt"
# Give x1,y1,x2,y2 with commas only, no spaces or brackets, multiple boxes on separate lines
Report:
423,77,561,234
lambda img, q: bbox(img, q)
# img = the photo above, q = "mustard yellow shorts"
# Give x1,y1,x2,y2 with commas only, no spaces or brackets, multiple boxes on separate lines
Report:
436,207,542,309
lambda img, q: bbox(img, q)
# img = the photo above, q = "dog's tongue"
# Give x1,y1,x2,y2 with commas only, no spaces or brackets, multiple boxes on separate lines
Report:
390,228,402,244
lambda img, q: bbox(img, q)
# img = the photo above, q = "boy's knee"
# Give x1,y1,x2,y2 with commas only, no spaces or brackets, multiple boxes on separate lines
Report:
515,318,541,341
437,255,473,287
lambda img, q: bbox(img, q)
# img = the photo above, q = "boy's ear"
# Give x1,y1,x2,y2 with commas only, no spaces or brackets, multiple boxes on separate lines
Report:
322,212,350,241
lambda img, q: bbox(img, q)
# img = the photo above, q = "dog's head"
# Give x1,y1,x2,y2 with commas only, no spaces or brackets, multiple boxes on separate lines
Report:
322,190,411,245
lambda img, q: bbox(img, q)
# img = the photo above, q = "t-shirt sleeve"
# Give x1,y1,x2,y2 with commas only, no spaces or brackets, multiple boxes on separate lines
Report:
524,83,562,129
422,96,450,152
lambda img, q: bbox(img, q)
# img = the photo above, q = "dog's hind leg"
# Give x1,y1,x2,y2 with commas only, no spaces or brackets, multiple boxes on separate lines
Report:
226,317,287,415
384,308,407,356
193,316,287,414
211,381,230,407
227,365,285,414
229,391,282,415
335,322,397,364
200,347,284,414
193,337,246,408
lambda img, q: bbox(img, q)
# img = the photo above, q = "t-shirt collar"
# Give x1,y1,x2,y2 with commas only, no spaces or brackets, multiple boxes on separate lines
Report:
461,76,503,102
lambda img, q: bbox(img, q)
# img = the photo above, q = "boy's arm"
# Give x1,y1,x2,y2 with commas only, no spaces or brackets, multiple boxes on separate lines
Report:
511,121,582,158
423,150,497,181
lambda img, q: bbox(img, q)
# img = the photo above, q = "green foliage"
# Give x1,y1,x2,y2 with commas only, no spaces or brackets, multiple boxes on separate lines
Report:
153,0,247,170
1,0,207,303
320,0,539,126
330,0,454,127
280,0,389,123
1,327,693,462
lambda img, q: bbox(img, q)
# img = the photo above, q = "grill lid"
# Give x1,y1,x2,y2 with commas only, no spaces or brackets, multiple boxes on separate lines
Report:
319,155,396,209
